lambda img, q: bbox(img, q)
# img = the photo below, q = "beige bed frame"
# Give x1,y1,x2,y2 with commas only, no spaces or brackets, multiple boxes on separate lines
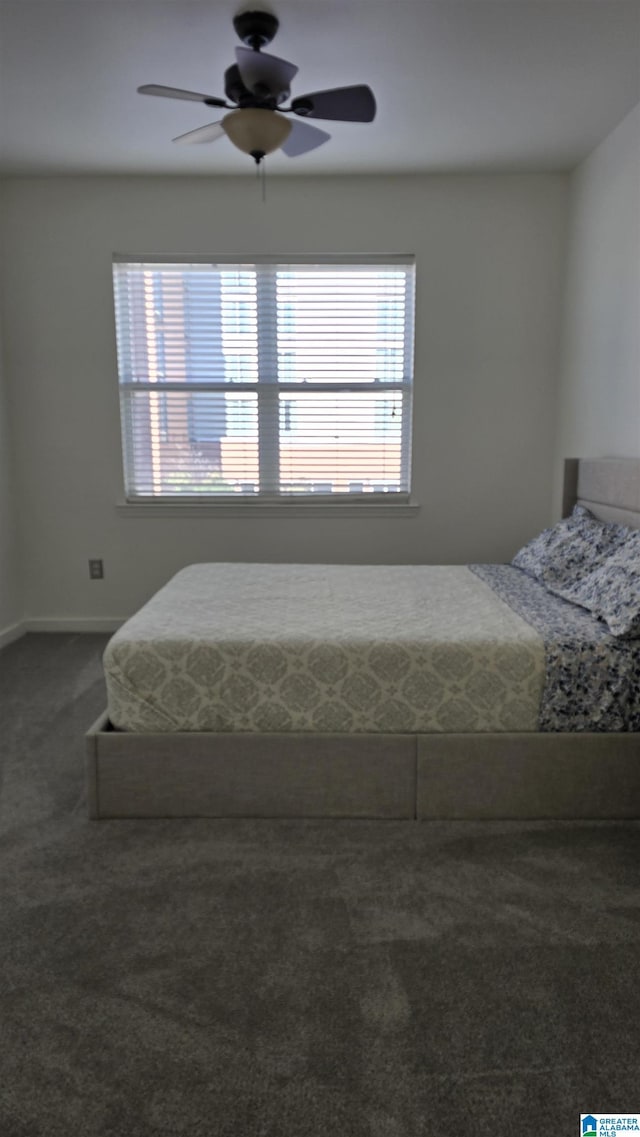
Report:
86,457,640,819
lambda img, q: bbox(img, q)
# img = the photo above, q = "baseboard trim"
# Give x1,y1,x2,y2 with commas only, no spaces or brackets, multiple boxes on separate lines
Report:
0,621,26,649
24,618,125,634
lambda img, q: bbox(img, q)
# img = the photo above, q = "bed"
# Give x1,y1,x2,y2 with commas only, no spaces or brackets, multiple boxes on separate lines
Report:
86,457,640,819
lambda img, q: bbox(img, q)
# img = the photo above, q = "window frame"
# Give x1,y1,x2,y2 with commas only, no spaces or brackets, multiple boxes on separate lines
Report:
112,254,417,512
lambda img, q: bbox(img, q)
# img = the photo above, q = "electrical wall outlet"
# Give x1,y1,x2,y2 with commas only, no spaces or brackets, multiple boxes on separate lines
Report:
89,559,104,580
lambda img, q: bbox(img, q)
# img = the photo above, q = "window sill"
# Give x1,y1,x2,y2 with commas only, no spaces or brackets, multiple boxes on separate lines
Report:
115,498,421,519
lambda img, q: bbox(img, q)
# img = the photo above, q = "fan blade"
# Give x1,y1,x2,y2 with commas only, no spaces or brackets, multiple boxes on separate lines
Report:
235,48,298,100
281,119,331,157
291,84,376,122
138,84,227,108
172,121,226,145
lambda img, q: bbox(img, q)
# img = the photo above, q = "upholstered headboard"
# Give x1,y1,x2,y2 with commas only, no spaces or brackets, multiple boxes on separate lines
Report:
563,457,640,530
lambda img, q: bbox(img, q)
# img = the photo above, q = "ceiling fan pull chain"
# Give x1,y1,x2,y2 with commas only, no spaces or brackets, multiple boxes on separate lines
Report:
261,157,267,204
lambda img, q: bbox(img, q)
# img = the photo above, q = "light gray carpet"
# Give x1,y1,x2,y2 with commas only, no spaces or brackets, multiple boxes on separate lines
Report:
1,633,640,1137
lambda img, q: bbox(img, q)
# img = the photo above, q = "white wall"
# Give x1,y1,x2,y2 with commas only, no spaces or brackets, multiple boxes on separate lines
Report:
554,102,640,509
0,307,22,643
0,174,568,624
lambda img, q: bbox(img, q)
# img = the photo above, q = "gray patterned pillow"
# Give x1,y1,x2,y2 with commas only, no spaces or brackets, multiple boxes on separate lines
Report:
512,505,626,589
555,530,640,637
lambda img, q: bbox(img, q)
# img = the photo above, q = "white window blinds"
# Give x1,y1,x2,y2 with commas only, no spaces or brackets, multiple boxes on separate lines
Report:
112,257,415,501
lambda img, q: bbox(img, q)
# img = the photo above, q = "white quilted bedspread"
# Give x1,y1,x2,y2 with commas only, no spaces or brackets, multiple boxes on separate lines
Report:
104,564,546,733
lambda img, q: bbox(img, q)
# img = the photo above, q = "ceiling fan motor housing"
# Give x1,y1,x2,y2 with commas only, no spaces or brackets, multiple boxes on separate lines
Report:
224,63,289,108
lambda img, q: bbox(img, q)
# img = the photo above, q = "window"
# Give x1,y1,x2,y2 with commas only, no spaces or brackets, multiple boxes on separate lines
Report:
112,257,415,502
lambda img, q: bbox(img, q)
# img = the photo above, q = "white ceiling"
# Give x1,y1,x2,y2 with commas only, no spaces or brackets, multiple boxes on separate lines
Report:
1,0,639,177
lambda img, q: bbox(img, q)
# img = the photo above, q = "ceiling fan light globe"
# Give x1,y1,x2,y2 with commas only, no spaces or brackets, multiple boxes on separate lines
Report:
222,108,291,157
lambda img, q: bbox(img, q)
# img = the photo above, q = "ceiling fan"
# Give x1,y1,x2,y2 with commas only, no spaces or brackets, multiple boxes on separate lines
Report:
138,9,376,165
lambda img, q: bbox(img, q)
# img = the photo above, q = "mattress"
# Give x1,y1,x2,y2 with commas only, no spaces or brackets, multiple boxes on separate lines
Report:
104,564,546,733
